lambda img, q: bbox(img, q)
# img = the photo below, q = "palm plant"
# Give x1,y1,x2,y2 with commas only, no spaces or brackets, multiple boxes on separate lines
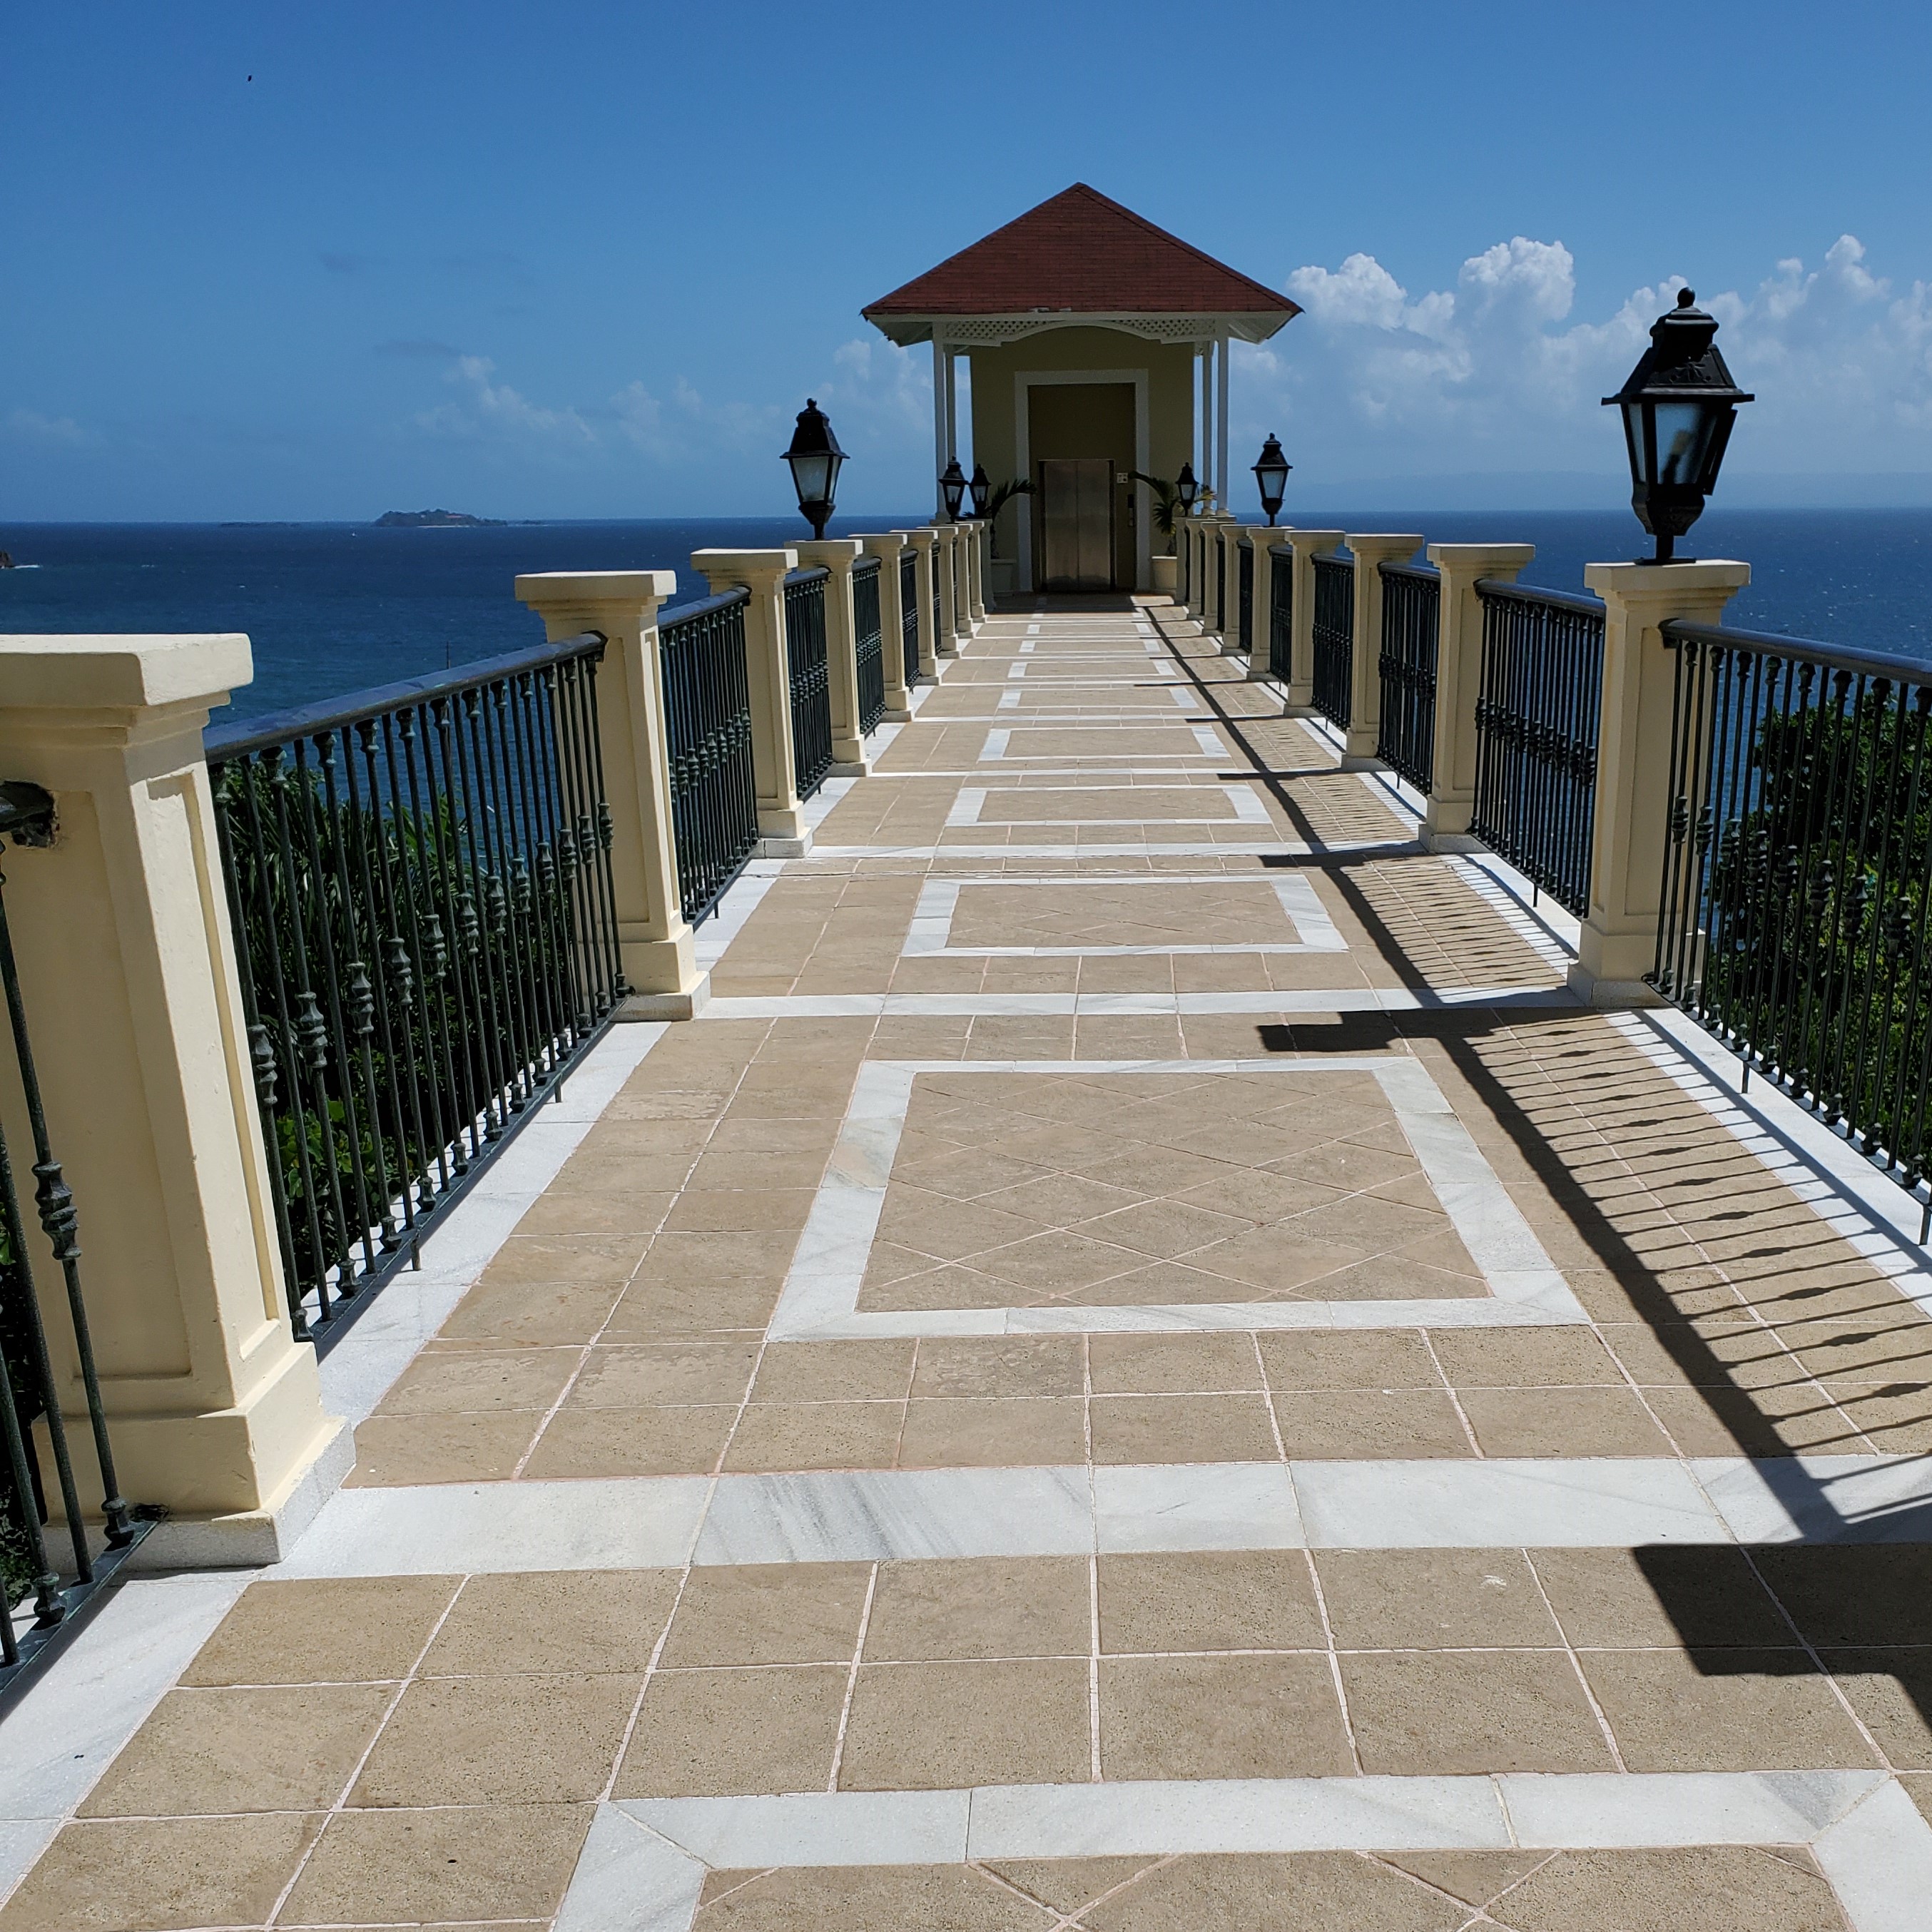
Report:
980,477,1034,559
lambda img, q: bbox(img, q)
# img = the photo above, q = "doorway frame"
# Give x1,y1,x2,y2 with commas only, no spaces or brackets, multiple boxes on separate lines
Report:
1014,367,1151,594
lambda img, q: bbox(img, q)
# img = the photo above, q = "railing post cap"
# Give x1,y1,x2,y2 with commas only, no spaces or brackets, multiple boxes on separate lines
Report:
1345,533,1426,561
1284,529,1348,551
898,529,940,550
1582,559,1752,605
0,631,253,711
691,548,798,586
515,569,676,609
792,539,864,566
1426,542,1535,571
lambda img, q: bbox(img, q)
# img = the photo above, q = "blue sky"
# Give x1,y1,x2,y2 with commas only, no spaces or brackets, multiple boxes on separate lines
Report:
5,0,1931,519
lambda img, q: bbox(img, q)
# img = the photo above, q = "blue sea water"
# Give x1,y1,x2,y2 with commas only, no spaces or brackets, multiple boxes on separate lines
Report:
1,509,1928,722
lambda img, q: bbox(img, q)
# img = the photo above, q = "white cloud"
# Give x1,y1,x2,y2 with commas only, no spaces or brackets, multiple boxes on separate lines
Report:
6,407,93,447
411,355,595,444
1241,233,1932,478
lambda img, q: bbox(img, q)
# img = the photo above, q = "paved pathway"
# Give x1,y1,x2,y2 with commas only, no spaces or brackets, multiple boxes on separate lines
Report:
6,597,1932,1931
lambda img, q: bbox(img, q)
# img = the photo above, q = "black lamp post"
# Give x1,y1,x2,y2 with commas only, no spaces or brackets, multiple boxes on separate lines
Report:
967,464,990,519
939,459,967,522
1251,434,1291,526
1602,288,1753,564
1176,462,1199,514
783,398,845,540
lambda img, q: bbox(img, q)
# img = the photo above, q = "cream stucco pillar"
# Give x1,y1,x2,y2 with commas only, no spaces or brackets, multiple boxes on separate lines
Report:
1246,534,1290,681
901,529,941,681
691,547,809,855
793,539,868,775
0,634,343,1562
860,533,912,721
1200,521,1226,637
966,522,987,624
514,571,707,1018
932,527,961,657
1342,534,1424,769
1572,560,1751,1007
1421,544,1534,851
1280,529,1346,716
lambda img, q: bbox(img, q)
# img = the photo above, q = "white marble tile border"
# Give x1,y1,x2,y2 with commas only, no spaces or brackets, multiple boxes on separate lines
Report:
945,784,1269,829
554,1771,1932,1932
820,842,1321,860
260,1452,1932,1582
901,873,1344,960
698,987,1572,1021
768,1056,1585,1342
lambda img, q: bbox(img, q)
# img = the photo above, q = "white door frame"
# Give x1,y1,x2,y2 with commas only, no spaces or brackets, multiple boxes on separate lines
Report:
1014,368,1151,594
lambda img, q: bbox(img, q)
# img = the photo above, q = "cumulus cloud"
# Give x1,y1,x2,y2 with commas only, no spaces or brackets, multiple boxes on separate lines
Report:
818,337,931,437
1239,233,1932,478
412,355,596,444
6,407,93,446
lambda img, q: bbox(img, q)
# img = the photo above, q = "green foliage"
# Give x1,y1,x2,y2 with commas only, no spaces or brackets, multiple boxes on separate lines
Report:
980,477,1034,559
1695,682,1932,1168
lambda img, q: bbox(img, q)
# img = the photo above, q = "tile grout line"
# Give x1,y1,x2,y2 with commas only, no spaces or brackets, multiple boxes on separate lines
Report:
824,1562,878,1794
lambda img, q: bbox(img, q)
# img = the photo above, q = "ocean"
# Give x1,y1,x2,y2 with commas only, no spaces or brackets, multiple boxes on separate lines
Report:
2,509,1929,722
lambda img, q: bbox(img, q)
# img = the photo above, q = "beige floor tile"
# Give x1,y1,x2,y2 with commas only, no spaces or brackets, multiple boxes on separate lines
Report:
599,1276,780,1337
1457,1386,1674,1457
478,1231,651,1286
1087,1332,1262,1394
1577,1649,1881,1771
616,1665,848,1797
1089,1391,1279,1464
1529,1546,1792,1649
512,1186,678,1238
345,1410,542,1485
1374,1848,1555,1911
181,1575,460,1686
1902,1771,1932,1825
1257,1330,1445,1390
564,1339,761,1408
838,1659,1089,1789
1099,1654,1353,1779
663,1563,872,1667
280,1803,592,1926
522,1404,738,1479
80,1682,393,1816
723,1401,907,1471
863,1556,1089,1661
898,1396,1087,1468
666,1186,820,1234
1341,1651,1616,1774
1272,1388,1473,1458
1098,1550,1326,1654
421,1570,681,1675
434,1276,627,1346
751,1338,918,1402
910,1335,1085,1398
1824,1650,1932,1768
1492,1845,1848,1932
1080,1852,1465,1932
351,1672,641,1804
691,1864,1055,1932
1428,1326,1625,1387
0,1814,322,1932
1313,1550,1561,1649
375,1346,581,1416
974,1857,1169,1919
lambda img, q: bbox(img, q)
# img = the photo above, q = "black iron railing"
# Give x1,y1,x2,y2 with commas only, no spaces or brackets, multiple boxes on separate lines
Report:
1471,579,1605,916
1207,530,1222,631
783,566,834,800
1652,621,1932,1234
660,590,760,927
1238,541,1254,654
0,784,149,1701
853,556,885,736
205,636,624,1348
1377,562,1440,791
1268,546,1293,683
952,539,967,630
1179,527,1191,604
1311,554,1355,728
930,555,942,656
899,548,920,685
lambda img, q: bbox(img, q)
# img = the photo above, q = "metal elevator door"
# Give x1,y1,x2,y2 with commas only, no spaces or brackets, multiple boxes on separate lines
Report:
1038,458,1114,591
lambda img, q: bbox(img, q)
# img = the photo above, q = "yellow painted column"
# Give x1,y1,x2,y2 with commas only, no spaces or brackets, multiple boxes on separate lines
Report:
1573,560,1751,1006
1422,543,1535,852
0,633,343,1562
793,539,869,774
1343,534,1425,769
691,547,809,854
1280,529,1346,716
860,533,912,721
514,570,707,1017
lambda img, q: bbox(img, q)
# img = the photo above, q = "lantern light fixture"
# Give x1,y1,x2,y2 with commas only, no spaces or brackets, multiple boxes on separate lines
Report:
1176,461,1199,514
783,398,845,540
939,459,967,522
1251,434,1291,526
1602,288,1753,564
967,464,990,519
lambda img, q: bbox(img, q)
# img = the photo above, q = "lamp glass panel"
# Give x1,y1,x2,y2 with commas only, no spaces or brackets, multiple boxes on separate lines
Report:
1653,402,1717,488
791,452,833,504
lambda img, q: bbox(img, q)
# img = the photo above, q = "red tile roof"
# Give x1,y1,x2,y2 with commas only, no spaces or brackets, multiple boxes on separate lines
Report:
863,183,1298,324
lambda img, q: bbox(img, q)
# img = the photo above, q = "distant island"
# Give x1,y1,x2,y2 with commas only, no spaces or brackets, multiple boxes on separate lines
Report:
374,509,505,528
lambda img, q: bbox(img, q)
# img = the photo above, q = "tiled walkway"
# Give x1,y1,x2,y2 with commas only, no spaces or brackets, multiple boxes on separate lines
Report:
7,597,1932,1930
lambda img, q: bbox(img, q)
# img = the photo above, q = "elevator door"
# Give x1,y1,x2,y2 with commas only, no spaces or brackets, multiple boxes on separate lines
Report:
1038,458,1114,591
